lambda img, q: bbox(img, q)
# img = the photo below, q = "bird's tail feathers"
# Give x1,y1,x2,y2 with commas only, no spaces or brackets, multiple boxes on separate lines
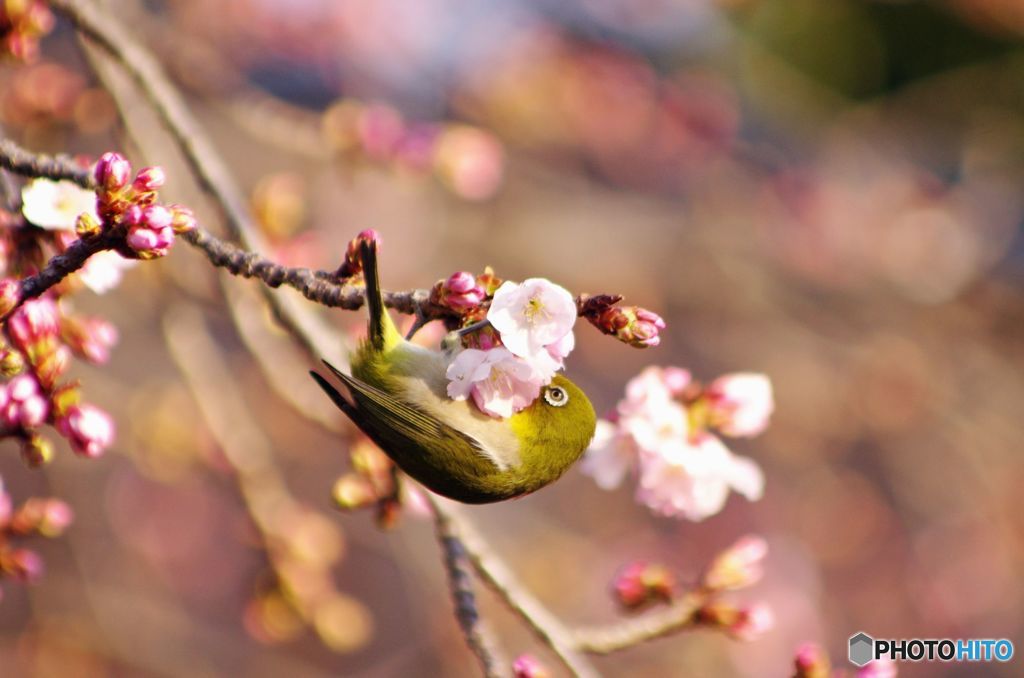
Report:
360,239,399,351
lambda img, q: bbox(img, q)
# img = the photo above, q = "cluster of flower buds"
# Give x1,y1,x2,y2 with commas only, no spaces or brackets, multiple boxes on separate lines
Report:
0,286,115,464
322,99,505,201
512,654,550,678
578,294,666,348
5,296,69,390
0,0,53,61
331,437,429,528
0,476,73,594
581,366,772,521
608,539,772,640
90,152,196,259
611,560,677,610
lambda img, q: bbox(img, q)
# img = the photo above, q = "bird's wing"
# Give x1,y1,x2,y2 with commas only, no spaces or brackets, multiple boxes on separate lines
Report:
314,361,496,468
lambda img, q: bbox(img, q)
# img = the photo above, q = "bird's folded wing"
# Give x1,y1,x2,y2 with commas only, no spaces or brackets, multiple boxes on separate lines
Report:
319,361,492,464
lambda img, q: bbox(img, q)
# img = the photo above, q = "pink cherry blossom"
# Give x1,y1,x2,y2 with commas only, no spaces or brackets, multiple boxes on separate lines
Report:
56,404,114,458
579,419,636,490
487,278,577,360
706,372,774,437
637,433,763,521
446,347,543,419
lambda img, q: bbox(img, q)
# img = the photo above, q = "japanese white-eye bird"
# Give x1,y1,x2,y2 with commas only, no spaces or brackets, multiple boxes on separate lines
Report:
310,241,597,504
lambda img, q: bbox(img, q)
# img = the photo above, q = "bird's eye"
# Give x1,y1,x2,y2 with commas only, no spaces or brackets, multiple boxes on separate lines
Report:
543,386,569,407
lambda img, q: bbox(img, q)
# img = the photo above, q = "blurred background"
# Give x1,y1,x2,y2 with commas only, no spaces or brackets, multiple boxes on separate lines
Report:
1,0,1024,675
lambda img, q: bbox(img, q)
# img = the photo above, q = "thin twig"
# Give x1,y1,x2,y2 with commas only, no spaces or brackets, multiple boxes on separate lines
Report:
571,591,709,654
433,505,510,678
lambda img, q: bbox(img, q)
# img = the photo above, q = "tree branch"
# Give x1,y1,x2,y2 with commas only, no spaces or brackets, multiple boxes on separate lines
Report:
433,506,509,678
0,138,93,186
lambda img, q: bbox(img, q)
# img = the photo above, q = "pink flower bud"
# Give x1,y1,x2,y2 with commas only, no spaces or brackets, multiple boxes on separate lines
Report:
596,306,666,348
57,404,114,458
512,654,550,678
441,271,486,312
126,228,159,252
728,603,774,641
18,395,48,428
703,535,768,591
7,297,59,348
141,204,173,231
8,374,38,402
0,278,20,316
446,271,477,294
794,642,830,678
612,560,676,610
94,152,131,191
5,548,44,583
169,205,197,233
38,499,73,537
153,227,175,250
63,317,118,364
132,166,165,192
123,205,143,228
629,308,666,348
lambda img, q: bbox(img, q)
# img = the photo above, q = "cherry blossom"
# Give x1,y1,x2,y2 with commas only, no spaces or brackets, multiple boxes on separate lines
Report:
20,179,98,231
487,278,576,360
636,433,763,520
706,372,774,438
578,420,636,490
446,347,543,419
581,365,769,521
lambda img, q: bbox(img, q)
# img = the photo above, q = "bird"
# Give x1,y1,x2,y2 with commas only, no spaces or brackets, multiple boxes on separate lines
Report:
310,241,597,504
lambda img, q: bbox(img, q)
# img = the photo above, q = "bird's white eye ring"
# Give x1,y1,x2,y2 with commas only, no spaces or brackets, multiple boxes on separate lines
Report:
544,386,569,407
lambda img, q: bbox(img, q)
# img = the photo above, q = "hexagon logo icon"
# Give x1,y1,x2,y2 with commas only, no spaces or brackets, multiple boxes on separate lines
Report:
848,632,874,667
